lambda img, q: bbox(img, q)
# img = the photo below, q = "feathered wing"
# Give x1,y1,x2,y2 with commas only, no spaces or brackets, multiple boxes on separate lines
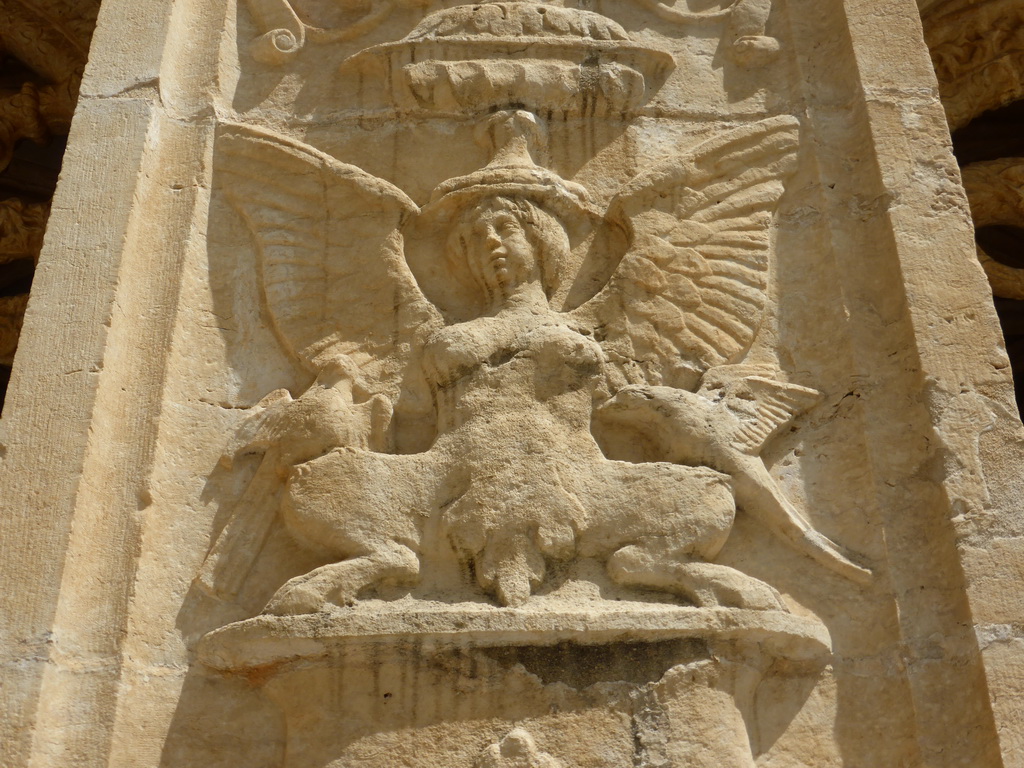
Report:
574,116,800,390
215,123,442,408
710,375,822,454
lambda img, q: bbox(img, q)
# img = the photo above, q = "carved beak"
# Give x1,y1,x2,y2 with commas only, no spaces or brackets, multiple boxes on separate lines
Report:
596,386,655,418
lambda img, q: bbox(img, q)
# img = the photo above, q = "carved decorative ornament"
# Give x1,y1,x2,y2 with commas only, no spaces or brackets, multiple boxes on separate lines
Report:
187,1,881,763
243,0,781,66
961,158,1024,300
197,105,869,629
923,0,1024,130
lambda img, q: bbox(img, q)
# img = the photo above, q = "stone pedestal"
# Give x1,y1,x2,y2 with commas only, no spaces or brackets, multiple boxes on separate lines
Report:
199,604,829,767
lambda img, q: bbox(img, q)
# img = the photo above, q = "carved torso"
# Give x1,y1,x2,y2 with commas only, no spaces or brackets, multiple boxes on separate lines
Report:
205,108,864,620
423,305,605,449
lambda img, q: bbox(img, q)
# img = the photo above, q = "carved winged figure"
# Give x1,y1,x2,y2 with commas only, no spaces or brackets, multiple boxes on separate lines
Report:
198,111,870,616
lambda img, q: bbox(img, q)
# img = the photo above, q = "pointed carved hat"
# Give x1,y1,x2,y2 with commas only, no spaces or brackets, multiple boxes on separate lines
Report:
419,110,600,227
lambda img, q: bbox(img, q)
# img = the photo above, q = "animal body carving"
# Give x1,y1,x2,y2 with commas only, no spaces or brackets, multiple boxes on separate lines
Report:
199,110,870,615
598,373,871,585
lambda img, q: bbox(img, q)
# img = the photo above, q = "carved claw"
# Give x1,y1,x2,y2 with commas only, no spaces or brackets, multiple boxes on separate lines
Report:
731,35,781,67
219,388,292,467
264,545,420,615
222,381,392,472
802,530,873,585
596,384,655,414
264,563,359,616
609,545,786,611
475,534,546,607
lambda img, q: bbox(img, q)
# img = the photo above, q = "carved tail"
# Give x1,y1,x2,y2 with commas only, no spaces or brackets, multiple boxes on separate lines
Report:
195,450,282,600
732,457,872,584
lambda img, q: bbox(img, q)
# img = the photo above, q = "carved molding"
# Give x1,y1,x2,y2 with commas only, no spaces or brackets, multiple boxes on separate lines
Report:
923,0,1024,130
961,158,1024,300
342,3,675,116
242,0,781,67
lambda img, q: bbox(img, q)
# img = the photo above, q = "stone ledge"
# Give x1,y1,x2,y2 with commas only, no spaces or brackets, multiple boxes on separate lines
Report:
198,602,831,671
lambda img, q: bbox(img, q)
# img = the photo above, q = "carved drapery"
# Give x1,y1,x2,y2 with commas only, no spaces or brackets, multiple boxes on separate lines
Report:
0,0,100,406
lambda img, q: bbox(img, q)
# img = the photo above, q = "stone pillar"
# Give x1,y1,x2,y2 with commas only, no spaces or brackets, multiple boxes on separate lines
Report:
1,0,1021,766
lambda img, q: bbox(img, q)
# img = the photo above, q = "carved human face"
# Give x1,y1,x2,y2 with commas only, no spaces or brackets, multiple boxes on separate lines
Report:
448,196,570,310
462,200,541,295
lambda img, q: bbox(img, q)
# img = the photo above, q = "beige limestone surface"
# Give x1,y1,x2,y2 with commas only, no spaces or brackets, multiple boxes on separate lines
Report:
1,0,1023,766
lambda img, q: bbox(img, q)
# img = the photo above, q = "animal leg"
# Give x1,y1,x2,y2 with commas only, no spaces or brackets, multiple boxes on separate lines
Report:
728,0,779,66
608,543,786,611
264,540,420,616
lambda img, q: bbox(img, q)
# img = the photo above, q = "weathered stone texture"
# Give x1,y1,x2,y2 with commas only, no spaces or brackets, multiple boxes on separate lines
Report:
1,0,1023,766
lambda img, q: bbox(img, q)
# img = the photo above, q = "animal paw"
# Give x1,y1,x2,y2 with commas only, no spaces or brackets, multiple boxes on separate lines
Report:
264,579,327,616
476,534,546,607
606,544,655,582
608,547,787,612
683,563,786,611
263,565,359,616
731,35,781,66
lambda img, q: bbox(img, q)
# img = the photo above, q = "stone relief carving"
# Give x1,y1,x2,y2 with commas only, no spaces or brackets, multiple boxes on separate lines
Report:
636,0,779,65
196,108,869,620
0,292,28,367
242,0,779,66
0,0,95,168
179,1,878,765
342,2,675,115
242,0,431,64
961,158,1024,300
476,729,564,768
0,198,47,264
923,0,1024,130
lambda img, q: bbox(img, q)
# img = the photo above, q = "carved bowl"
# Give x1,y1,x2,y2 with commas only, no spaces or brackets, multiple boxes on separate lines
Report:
343,3,675,115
